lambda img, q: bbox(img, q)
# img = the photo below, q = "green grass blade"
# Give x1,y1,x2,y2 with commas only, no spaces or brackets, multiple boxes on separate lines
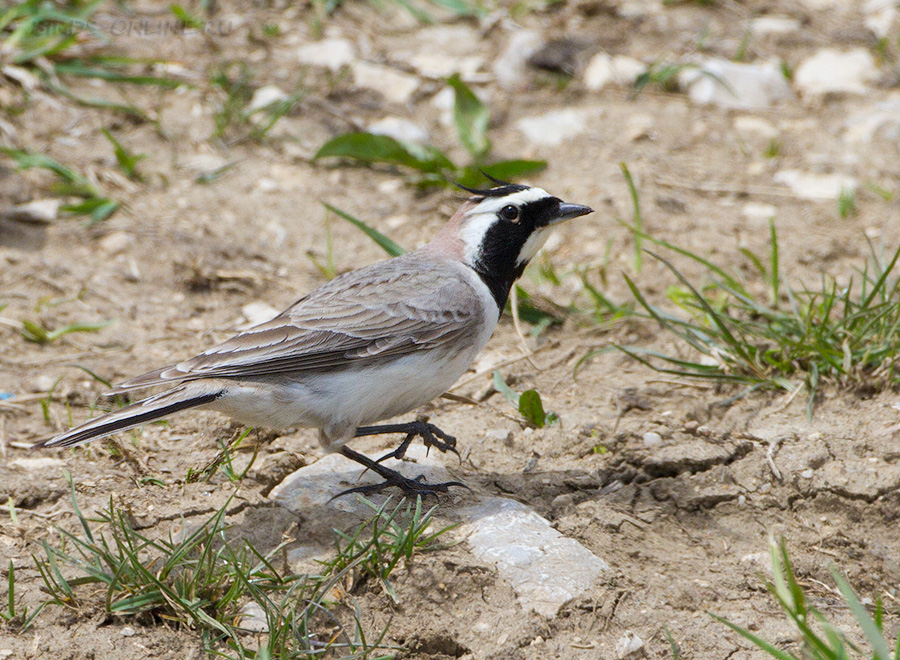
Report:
447,73,490,161
322,203,406,257
830,568,893,660
621,163,642,272
708,613,796,660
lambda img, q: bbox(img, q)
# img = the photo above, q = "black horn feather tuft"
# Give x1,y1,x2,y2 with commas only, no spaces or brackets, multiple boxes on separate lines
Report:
451,176,529,199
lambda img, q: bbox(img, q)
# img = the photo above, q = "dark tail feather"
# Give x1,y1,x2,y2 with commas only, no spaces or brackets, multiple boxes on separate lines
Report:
35,387,221,449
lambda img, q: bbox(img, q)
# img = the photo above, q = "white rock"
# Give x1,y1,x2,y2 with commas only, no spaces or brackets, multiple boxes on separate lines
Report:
297,38,354,71
31,374,57,392
247,85,288,113
99,230,131,256
430,87,458,126
11,458,65,471
455,497,608,617
367,117,429,144
9,199,60,224
241,301,280,328
642,431,662,447
774,169,857,200
625,113,655,142
740,551,768,565
616,631,644,658
794,48,879,98
748,16,801,36
239,602,269,633
583,53,646,91
493,30,542,90
865,0,899,37
352,62,419,104
1,65,39,91
182,153,228,173
733,115,779,139
516,108,590,146
120,626,136,637
256,178,278,193
405,25,484,79
485,428,513,442
680,58,793,109
618,0,663,18
801,468,814,478
844,92,900,145
411,53,483,79
742,202,777,222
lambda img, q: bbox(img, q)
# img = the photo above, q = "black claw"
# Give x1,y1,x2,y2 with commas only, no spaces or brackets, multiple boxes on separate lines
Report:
329,471,467,501
334,444,468,502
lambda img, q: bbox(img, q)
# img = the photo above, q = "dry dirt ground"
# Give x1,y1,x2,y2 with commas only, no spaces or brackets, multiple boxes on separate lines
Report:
3,0,900,658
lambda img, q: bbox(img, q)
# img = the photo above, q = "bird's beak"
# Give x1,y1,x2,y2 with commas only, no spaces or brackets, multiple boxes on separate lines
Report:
552,202,594,224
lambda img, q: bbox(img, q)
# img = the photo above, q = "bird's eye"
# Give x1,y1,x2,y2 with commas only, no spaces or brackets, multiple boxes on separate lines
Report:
499,205,519,221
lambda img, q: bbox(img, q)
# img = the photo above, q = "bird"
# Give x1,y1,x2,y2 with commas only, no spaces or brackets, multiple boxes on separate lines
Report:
36,180,593,497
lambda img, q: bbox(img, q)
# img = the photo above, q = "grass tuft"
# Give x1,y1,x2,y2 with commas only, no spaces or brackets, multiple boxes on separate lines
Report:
32,472,450,658
602,166,900,413
1,148,121,223
712,537,900,660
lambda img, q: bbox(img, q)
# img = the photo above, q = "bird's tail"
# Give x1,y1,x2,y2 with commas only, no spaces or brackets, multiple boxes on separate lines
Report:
35,385,223,449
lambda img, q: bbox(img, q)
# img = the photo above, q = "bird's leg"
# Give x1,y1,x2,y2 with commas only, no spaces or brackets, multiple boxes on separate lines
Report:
331,446,467,500
353,418,458,461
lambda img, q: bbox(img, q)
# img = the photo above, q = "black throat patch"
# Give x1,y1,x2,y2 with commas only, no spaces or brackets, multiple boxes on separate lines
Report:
469,196,561,313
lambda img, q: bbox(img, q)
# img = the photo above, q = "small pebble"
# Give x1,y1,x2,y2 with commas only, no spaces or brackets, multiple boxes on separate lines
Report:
801,469,814,479
616,631,644,659
99,230,131,256
642,431,663,447
551,493,575,510
485,428,512,443
121,626,136,637
31,374,57,392
239,602,269,633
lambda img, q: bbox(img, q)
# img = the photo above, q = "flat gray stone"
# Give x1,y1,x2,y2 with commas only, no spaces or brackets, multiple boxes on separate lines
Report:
794,48,879,98
296,38,354,71
844,92,900,144
11,458,65,471
269,446,610,617
368,117,429,144
583,54,646,91
680,58,793,109
493,30,542,90
748,16,801,37
774,169,857,200
454,497,609,617
352,62,419,104
515,108,590,146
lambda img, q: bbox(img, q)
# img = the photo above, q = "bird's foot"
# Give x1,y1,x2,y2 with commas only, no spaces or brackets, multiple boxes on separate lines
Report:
333,445,467,501
354,418,458,462
329,469,467,501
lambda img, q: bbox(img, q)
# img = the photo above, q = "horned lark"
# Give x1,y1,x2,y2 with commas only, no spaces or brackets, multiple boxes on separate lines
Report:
38,181,593,496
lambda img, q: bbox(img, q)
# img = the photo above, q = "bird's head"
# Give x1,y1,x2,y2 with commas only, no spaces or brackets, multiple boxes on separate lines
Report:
428,180,593,310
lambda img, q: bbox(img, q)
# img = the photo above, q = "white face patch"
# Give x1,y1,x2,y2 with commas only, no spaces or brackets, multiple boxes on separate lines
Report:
458,212,498,266
515,226,553,266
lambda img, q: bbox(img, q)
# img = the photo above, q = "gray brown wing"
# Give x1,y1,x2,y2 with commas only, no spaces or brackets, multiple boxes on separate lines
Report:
115,256,481,391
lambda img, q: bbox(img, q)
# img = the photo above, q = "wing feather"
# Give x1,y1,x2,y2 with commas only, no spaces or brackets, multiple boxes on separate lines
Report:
114,255,482,392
